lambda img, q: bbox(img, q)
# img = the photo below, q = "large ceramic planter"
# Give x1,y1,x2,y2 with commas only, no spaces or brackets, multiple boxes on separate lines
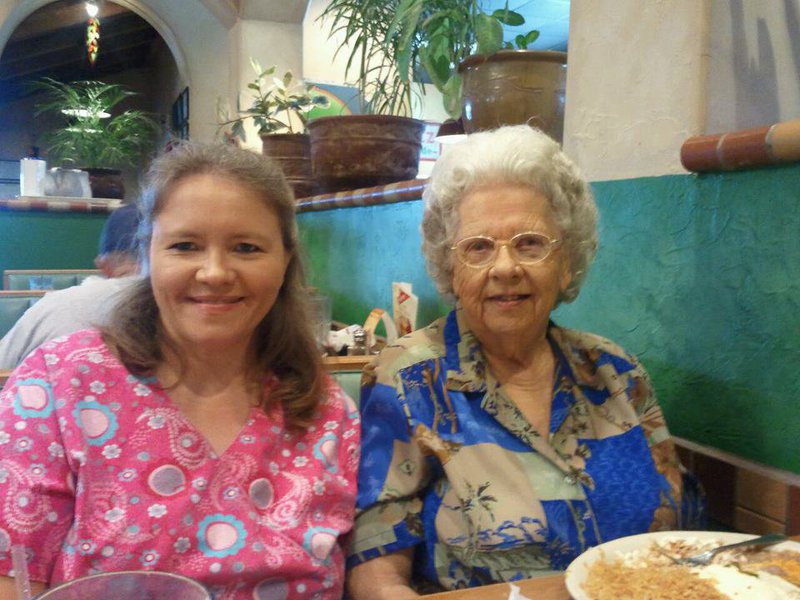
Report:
82,167,125,199
260,133,316,200
308,115,426,194
459,50,567,143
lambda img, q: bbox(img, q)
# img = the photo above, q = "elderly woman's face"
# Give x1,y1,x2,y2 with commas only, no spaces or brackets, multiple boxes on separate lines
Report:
149,173,290,354
452,182,571,345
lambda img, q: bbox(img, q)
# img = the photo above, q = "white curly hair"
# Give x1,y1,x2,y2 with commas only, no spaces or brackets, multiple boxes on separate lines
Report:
421,125,599,304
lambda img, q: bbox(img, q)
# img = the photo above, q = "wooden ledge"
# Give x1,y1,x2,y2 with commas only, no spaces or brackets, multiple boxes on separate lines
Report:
0,196,122,214
296,178,426,213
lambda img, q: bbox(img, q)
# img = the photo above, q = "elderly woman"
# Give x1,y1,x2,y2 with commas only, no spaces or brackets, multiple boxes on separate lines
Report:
0,143,360,599
347,125,684,598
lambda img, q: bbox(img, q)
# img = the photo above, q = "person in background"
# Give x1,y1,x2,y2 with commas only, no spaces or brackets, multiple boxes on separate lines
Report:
0,142,360,599
0,202,140,369
347,125,690,598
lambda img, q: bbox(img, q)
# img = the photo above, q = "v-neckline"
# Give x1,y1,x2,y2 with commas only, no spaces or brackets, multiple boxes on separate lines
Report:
147,378,260,458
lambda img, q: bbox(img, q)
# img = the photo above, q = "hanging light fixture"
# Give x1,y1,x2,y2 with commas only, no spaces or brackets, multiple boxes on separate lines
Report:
85,2,100,66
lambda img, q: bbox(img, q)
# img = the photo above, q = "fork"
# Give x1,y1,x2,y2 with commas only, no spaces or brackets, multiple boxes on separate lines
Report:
657,533,787,566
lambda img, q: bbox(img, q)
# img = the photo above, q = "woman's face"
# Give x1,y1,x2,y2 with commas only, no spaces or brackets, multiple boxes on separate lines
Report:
149,172,290,355
451,182,571,346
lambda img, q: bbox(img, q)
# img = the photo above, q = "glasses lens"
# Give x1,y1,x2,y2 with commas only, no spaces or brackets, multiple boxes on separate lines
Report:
512,233,552,263
457,236,496,266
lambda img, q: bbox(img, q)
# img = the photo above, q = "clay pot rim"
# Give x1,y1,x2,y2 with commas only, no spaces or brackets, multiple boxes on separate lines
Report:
79,166,122,174
258,132,310,141
307,114,426,129
458,49,567,72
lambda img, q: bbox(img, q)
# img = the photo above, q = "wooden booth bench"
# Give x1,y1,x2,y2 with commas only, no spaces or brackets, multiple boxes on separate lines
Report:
674,436,800,535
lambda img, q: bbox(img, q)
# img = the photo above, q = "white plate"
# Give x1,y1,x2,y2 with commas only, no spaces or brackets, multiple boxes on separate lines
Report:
565,530,800,600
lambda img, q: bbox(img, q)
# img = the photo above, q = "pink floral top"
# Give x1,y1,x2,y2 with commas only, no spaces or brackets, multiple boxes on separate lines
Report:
0,330,360,600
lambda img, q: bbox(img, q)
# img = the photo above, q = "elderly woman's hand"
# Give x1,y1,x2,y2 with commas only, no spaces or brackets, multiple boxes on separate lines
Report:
348,549,419,600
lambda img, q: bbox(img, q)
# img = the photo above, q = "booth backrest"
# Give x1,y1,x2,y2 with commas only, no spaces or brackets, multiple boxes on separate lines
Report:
0,291,46,338
331,370,362,404
324,355,370,405
3,269,102,291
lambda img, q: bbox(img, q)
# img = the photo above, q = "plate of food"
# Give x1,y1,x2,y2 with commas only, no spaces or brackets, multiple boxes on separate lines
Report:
565,530,800,600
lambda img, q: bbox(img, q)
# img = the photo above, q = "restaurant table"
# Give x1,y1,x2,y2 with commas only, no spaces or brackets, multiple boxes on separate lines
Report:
422,574,568,600
421,534,800,599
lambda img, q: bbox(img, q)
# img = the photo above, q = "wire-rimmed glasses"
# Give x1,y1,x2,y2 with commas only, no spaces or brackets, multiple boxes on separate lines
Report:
451,231,562,268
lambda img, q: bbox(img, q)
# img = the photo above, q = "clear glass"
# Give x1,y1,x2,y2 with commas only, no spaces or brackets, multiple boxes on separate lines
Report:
35,571,210,600
451,231,561,268
308,294,332,353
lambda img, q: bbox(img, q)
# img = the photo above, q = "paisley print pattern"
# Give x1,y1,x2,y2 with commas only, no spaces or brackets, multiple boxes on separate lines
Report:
349,308,689,591
0,330,360,599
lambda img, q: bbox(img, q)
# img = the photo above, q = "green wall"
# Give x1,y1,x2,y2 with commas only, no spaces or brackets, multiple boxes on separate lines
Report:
298,163,800,473
0,211,107,274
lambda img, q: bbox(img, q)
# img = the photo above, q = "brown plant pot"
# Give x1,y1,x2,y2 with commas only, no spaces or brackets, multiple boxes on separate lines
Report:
260,133,317,200
308,115,426,194
459,50,567,142
82,167,125,199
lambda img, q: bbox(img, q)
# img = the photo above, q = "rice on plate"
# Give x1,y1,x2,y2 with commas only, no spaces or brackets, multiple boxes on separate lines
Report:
565,531,800,600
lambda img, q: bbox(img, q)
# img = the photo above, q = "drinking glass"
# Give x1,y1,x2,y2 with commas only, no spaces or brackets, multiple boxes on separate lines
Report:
34,571,211,600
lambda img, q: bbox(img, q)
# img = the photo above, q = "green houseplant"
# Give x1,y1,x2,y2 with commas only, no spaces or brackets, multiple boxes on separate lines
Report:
309,0,427,193
217,59,329,141
390,1,566,141
390,0,539,117
33,77,160,198
218,59,329,198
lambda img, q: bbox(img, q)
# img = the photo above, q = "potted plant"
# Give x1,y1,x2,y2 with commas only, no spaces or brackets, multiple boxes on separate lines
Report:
33,77,160,199
310,0,427,193
391,1,567,141
218,59,329,199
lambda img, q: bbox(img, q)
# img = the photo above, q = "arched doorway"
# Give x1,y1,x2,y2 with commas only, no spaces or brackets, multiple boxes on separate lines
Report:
0,0,189,200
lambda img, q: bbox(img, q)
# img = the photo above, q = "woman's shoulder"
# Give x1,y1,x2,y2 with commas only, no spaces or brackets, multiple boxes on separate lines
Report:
22,328,107,363
550,324,646,375
551,325,630,357
366,314,449,380
16,328,125,383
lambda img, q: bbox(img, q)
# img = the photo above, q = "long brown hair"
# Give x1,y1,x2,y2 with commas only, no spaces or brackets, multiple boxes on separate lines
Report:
101,142,324,428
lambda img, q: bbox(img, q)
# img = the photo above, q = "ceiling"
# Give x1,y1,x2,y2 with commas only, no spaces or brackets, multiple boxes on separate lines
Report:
0,0,162,105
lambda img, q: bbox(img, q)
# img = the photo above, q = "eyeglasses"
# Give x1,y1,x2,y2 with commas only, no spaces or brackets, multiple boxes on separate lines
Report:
450,231,562,268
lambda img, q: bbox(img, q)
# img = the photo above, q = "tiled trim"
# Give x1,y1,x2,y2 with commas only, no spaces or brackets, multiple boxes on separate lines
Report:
296,179,427,213
0,196,122,214
680,118,800,172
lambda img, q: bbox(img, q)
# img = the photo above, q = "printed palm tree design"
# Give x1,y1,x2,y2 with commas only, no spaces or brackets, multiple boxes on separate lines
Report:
461,481,498,522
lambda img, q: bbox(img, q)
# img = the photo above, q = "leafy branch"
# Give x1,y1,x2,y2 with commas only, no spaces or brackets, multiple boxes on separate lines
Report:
218,59,329,140
390,0,540,118
318,0,422,116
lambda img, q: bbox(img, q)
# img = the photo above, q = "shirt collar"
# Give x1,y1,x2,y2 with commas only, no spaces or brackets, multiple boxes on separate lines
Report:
443,306,605,393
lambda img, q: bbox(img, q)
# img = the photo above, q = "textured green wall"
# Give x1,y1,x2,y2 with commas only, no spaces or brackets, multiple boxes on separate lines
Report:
298,163,800,473
0,211,107,274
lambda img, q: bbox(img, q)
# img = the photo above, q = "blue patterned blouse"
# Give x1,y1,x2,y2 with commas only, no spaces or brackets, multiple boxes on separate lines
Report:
348,308,686,591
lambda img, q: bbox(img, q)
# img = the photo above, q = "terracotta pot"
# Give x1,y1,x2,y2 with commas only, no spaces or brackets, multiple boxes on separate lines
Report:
308,115,426,194
260,133,316,199
459,50,567,142
82,167,125,199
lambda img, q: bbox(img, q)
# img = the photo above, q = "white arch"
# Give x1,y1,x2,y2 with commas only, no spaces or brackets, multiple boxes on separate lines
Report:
0,0,190,88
